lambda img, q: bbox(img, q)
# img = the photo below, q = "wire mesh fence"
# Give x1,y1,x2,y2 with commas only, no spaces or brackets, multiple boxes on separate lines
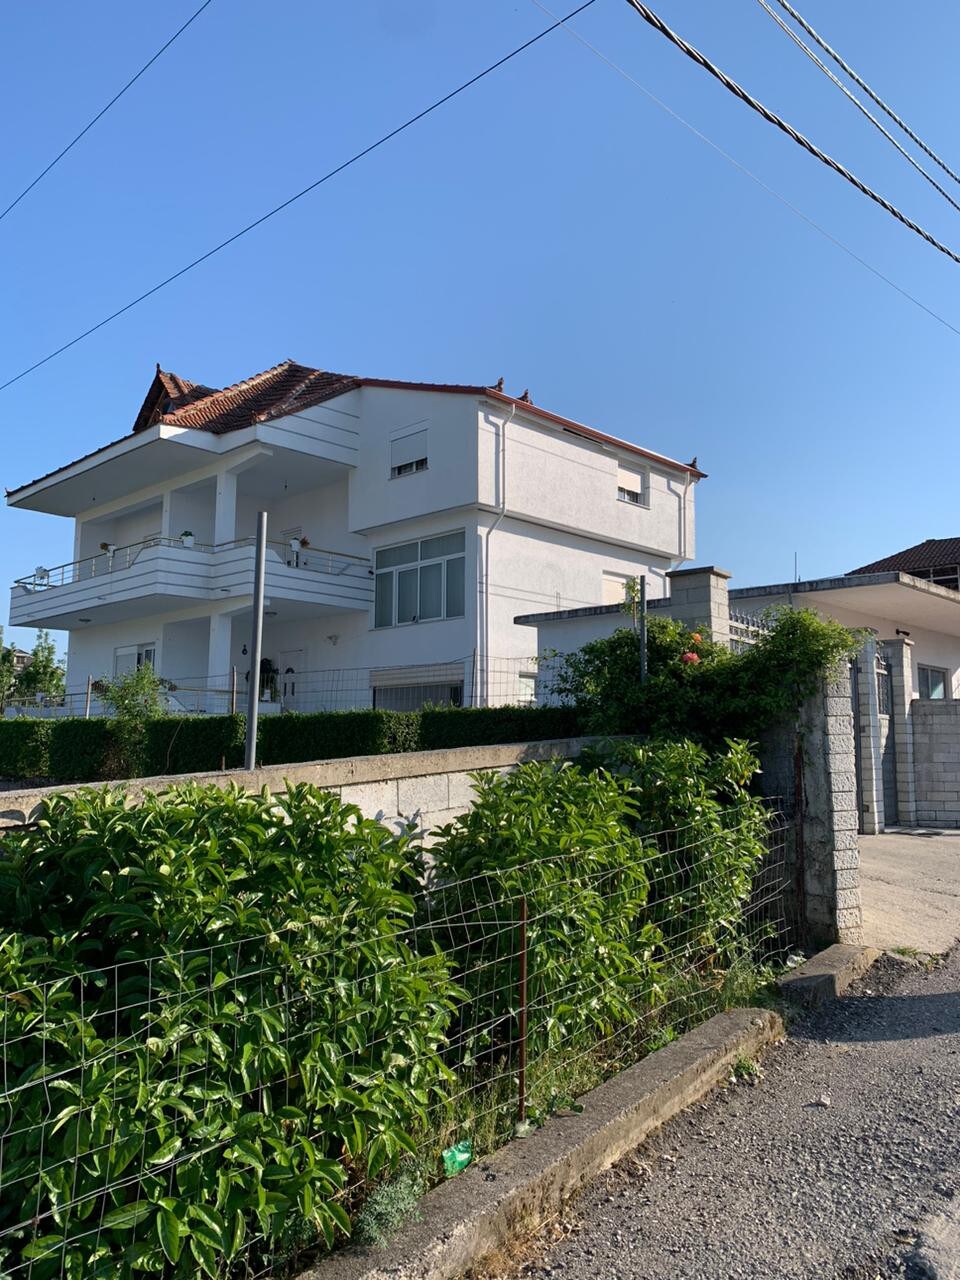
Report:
0,806,794,1279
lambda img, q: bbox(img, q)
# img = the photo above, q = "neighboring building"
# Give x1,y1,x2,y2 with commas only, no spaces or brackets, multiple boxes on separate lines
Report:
11,647,33,675
6,360,703,713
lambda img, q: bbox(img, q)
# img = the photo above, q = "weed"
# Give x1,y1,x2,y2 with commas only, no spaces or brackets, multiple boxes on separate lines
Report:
353,1163,430,1248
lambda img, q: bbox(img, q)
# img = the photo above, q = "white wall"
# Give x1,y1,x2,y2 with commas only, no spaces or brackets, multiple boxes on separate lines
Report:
66,616,166,692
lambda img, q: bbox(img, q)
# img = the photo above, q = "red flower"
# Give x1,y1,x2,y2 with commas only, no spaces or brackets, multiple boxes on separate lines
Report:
681,651,701,665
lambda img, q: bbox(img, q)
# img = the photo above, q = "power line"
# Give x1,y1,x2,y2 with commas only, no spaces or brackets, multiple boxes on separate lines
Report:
755,0,960,217
528,0,960,341
619,0,960,267
0,1,598,396
767,0,960,190
0,0,216,225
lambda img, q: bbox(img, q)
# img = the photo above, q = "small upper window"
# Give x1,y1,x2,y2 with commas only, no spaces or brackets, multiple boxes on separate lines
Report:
617,486,643,505
390,427,428,478
391,457,428,478
617,463,648,507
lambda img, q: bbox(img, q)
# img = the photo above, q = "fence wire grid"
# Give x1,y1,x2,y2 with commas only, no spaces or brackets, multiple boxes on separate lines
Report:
0,808,794,1279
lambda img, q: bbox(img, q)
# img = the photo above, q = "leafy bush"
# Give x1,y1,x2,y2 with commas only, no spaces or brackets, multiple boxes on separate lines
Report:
96,665,171,776
548,608,860,741
418,705,581,750
0,719,50,779
585,738,770,964
144,714,246,776
0,783,460,1278
257,709,421,765
47,717,113,782
429,763,662,1074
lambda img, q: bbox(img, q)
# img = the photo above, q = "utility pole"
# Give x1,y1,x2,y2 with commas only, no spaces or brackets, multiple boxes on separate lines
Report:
244,511,268,771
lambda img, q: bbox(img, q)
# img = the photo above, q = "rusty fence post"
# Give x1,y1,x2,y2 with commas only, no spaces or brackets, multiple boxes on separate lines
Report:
517,893,528,1127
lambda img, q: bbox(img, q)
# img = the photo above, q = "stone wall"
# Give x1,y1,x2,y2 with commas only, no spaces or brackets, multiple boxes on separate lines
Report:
912,700,960,827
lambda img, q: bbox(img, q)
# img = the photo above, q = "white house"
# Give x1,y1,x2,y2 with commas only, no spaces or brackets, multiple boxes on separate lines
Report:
6,360,703,714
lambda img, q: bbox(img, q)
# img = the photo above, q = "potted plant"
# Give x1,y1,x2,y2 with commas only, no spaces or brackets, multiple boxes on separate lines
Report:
180,530,195,548
99,541,117,554
259,657,279,703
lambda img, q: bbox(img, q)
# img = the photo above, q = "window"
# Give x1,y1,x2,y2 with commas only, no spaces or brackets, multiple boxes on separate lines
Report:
390,428,428,478
374,531,465,627
918,665,949,699
114,643,156,676
909,565,960,592
374,682,464,711
616,463,648,507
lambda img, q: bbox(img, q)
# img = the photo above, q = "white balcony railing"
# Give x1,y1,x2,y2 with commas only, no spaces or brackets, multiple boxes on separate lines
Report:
14,536,369,593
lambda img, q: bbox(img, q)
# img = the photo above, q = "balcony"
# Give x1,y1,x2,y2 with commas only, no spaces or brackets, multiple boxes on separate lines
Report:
10,536,373,629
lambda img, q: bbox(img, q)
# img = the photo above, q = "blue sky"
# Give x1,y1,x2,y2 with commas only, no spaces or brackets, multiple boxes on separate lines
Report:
3,0,960,650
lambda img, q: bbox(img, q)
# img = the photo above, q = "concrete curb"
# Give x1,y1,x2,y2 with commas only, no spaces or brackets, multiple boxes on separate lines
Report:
299,1007,783,1280
778,943,881,1006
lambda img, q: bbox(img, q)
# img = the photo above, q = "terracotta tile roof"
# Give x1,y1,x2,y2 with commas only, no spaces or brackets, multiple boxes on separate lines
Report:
7,360,705,500
849,538,960,575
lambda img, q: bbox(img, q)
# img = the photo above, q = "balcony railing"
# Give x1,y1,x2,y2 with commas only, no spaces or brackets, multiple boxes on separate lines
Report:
13,536,370,592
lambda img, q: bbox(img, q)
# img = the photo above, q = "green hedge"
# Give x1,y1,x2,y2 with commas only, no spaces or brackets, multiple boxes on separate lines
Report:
0,719,51,779
47,718,113,783
0,704,585,783
257,708,420,766
144,714,246,776
418,705,581,749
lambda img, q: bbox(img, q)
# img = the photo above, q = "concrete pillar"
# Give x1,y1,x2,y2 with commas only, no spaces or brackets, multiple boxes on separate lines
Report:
206,612,233,713
160,491,172,539
855,637,885,835
885,637,917,827
664,566,731,646
214,471,237,546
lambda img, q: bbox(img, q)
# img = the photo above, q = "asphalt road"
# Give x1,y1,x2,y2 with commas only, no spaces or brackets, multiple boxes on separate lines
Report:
509,950,960,1280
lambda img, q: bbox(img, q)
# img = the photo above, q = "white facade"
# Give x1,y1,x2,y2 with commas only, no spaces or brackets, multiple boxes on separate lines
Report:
7,374,701,713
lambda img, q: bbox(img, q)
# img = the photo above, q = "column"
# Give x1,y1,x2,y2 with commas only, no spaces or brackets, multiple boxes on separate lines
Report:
206,611,233,714
885,637,917,827
213,470,237,546
665,566,732,646
855,637,885,835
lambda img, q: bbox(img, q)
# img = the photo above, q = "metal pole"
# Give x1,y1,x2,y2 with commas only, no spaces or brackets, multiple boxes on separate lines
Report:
230,665,237,717
517,894,528,1127
84,674,93,720
639,573,648,684
244,512,268,771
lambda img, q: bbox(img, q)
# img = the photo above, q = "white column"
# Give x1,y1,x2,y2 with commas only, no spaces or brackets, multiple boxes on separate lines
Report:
214,470,237,546
206,612,233,713
855,637,885,835
160,491,173,538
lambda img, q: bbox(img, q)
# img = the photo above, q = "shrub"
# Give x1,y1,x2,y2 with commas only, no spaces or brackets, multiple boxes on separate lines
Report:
0,783,460,1278
418,704,581,750
47,717,114,782
0,719,51,779
144,714,246,776
585,738,770,965
258,708,420,765
429,762,662,1073
547,608,861,741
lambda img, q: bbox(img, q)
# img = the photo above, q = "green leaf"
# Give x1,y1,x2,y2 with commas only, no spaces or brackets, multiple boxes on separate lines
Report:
156,1206,183,1264
147,1135,183,1165
102,1200,154,1230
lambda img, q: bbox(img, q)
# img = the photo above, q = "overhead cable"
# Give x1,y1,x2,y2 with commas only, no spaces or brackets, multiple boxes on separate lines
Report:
0,0,598,395
767,0,960,190
0,0,216,224
620,0,960,267
755,0,960,216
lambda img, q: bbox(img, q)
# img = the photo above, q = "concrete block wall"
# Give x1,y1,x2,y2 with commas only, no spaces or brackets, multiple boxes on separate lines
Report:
664,566,731,646
912,700,960,827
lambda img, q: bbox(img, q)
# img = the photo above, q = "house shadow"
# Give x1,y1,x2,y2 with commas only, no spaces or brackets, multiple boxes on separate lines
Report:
791,991,960,1043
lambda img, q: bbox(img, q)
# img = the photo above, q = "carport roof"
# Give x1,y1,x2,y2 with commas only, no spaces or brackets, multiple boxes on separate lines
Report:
731,572,960,637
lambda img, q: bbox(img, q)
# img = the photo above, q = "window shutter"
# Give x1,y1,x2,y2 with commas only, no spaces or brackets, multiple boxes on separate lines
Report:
391,429,428,469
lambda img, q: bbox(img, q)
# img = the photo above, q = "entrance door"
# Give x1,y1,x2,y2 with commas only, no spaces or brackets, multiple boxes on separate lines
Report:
279,649,303,708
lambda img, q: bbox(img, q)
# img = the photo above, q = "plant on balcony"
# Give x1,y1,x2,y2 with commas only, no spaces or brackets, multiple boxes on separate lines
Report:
98,540,116,554
180,530,195,548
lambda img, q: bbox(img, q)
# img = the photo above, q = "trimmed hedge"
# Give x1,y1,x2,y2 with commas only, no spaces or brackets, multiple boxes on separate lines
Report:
418,705,582,749
47,718,113,783
0,704,585,783
0,719,51,779
257,709,420,766
144,714,246,776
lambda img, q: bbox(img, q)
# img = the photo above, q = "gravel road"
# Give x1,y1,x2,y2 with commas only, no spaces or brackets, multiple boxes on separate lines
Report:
509,949,960,1280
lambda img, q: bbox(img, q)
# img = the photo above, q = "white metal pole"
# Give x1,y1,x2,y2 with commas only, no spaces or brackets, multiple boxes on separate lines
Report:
244,512,268,771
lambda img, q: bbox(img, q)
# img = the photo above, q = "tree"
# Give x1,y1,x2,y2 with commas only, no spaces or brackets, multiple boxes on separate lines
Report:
15,629,65,700
0,626,16,713
96,664,168,776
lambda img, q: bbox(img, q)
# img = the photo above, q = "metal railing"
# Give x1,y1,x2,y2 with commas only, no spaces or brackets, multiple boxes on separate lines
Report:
12,536,371,591
728,608,774,654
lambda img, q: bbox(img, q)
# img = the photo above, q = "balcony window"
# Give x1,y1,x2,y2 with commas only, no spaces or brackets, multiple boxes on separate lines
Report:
374,530,465,628
114,643,156,676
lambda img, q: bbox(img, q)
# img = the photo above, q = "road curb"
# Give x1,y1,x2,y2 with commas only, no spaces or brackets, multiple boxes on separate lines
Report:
298,1007,783,1280
778,943,881,1006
